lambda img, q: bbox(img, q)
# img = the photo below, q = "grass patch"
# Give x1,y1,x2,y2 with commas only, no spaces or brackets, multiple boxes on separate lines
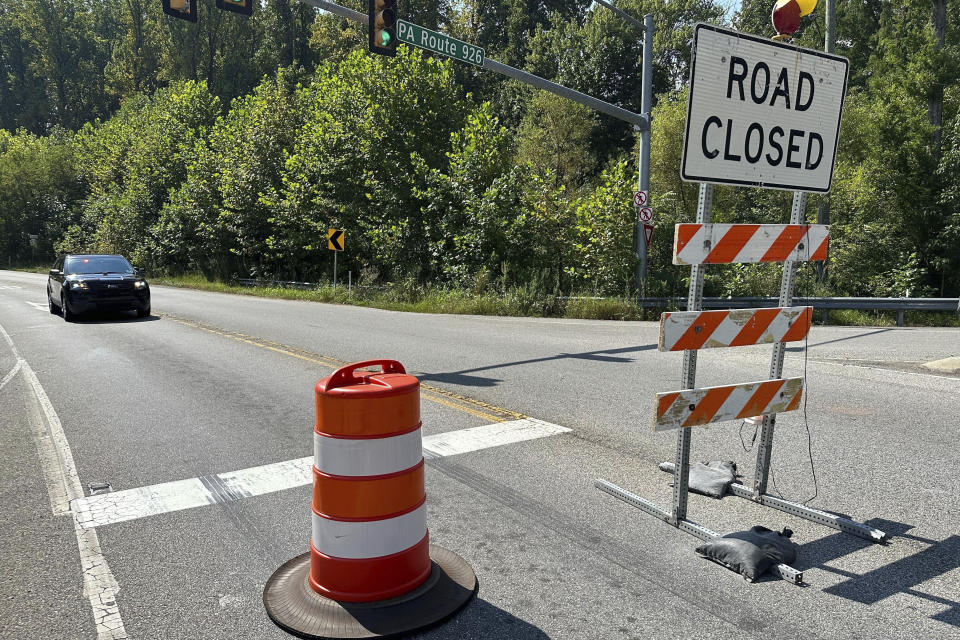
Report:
564,297,642,321
824,309,897,327
152,275,563,317
820,309,960,327
10,265,49,274
904,310,960,327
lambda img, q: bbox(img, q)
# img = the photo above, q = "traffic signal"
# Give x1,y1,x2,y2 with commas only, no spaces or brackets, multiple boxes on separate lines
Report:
162,0,197,22
368,0,398,57
216,0,253,16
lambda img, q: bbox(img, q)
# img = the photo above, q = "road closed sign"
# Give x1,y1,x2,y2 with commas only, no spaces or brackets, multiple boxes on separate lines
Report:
681,24,849,193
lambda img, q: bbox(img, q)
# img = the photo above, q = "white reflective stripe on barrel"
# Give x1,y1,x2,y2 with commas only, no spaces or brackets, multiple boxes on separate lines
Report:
313,428,423,477
312,502,427,559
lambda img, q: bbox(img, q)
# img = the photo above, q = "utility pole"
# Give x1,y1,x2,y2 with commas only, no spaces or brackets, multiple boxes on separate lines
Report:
581,0,654,303
636,14,653,300
824,0,835,53
816,0,835,281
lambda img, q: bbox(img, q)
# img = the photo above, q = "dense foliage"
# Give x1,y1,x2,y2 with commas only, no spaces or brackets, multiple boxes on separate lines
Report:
1,0,958,299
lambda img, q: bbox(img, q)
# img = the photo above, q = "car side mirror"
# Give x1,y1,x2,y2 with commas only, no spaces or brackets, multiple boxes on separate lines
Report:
49,268,60,276
134,267,145,277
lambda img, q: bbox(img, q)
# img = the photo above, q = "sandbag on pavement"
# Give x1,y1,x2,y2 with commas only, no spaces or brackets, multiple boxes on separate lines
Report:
695,526,798,582
658,460,737,498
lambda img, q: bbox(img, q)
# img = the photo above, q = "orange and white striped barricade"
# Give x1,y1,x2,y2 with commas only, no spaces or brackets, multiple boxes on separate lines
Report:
597,184,885,588
264,360,476,639
673,223,829,265
658,307,813,352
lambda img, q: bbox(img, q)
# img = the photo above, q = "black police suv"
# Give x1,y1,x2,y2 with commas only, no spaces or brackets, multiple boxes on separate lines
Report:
47,254,151,321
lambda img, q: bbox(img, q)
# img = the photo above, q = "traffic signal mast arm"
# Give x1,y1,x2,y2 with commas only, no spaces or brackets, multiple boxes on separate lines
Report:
297,0,648,131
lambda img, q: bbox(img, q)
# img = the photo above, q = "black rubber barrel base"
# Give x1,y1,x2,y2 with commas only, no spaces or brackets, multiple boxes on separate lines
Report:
263,545,477,639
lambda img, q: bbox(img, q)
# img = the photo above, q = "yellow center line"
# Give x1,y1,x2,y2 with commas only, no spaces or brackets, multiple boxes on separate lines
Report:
160,313,525,424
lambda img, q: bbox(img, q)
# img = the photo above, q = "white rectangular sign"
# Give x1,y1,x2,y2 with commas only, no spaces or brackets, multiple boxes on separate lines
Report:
681,24,849,193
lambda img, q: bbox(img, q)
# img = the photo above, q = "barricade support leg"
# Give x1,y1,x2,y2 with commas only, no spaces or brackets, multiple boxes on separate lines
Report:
728,483,887,542
654,464,888,544
595,479,803,584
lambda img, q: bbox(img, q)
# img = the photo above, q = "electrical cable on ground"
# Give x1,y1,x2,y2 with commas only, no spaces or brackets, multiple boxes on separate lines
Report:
732,311,820,505
768,320,819,505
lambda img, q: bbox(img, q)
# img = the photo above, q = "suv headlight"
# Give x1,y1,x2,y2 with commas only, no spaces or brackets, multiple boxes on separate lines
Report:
134,280,147,289
70,281,88,290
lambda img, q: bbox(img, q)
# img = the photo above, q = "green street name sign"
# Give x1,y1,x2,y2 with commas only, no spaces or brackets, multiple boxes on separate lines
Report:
396,20,484,67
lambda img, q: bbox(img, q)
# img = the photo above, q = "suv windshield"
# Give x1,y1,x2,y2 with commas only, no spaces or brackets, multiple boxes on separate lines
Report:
65,256,134,275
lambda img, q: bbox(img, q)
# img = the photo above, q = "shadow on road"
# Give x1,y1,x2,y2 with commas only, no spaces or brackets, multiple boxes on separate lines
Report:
418,344,657,388
785,328,895,352
415,597,550,639
66,311,160,325
795,518,960,627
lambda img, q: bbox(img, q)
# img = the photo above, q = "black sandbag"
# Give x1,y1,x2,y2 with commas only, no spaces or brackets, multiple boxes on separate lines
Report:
658,460,737,498
695,526,798,582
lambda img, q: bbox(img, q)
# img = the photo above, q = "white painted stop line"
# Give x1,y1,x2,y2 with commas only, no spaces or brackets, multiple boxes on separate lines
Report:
72,418,571,529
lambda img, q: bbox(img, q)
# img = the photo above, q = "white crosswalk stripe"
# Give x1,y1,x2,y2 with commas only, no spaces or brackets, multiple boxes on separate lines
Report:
72,418,571,529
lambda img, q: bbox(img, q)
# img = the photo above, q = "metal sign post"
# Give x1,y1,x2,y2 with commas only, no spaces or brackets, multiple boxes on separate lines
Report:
753,191,805,496
671,181,710,524
328,228,344,288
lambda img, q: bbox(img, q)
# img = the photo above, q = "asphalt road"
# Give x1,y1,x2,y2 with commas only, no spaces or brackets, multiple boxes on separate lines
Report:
1,268,958,640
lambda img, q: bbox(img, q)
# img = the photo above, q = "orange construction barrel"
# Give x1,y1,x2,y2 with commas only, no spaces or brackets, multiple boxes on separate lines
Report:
310,359,429,602
264,360,477,639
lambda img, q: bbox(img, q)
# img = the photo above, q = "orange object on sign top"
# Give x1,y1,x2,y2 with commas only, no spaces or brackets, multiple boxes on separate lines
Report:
772,0,801,36
772,0,815,37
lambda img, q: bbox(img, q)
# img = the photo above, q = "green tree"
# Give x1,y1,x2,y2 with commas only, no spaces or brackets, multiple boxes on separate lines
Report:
69,81,220,265
516,91,596,189
0,128,84,263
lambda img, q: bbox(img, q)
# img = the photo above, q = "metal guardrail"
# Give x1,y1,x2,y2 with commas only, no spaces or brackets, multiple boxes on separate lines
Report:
234,280,957,326
638,297,960,326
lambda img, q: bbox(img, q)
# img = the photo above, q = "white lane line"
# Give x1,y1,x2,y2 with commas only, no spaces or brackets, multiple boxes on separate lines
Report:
72,418,571,530
0,359,21,392
25,301,47,311
0,322,128,640
421,418,572,457
0,284,24,289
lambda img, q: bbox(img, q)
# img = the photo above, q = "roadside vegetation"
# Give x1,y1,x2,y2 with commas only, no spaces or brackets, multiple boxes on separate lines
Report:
1,0,958,318
153,274,960,326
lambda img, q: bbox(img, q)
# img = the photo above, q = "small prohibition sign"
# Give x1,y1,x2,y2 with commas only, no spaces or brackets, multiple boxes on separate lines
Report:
634,190,648,207
638,207,653,222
